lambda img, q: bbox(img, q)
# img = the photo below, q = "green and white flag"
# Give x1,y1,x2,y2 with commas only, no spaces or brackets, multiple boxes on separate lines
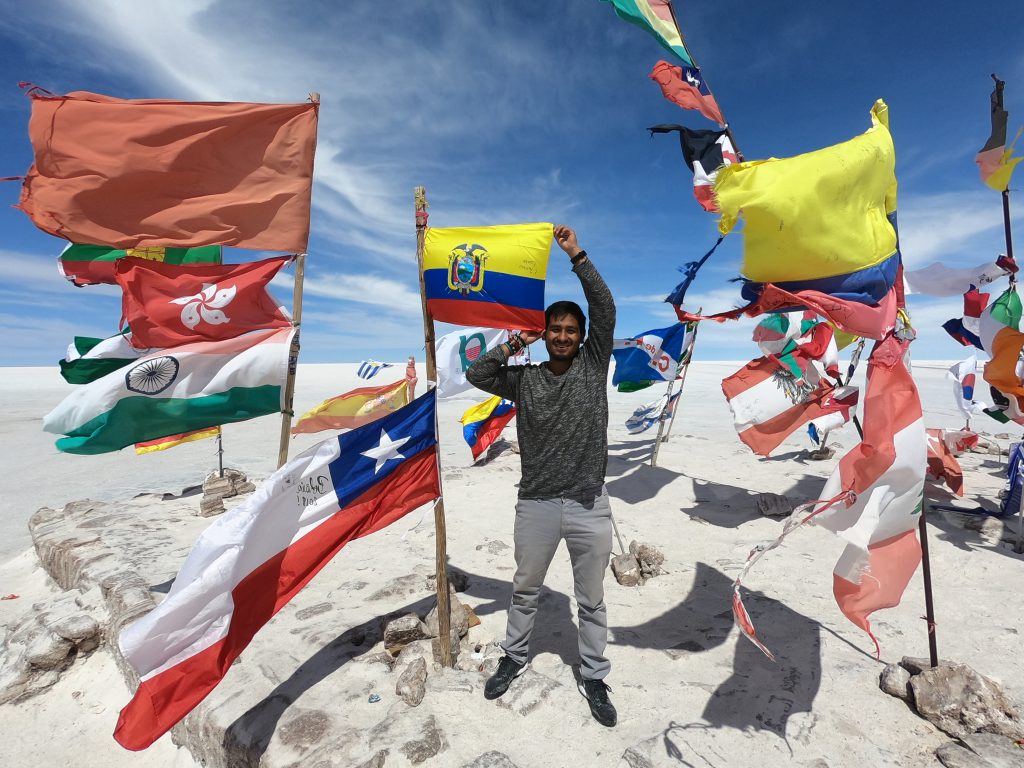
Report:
59,331,149,385
44,327,295,455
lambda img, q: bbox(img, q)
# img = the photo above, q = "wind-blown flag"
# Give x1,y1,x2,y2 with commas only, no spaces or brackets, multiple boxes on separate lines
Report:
807,387,860,443
811,335,926,654
904,259,1009,296
291,377,412,435
17,89,318,252
649,124,736,212
135,426,220,455
948,354,989,418
115,256,292,349
59,244,222,287
753,311,839,386
357,360,394,380
60,331,147,385
43,327,294,455
625,391,679,434
976,78,1023,192
979,285,1024,414
600,0,694,66
461,395,516,460
926,428,979,498
436,326,509,398
942,285,989,349
114,391,441,750
722,358,855,456
423,224,552,331
716,100,899,305
612,322,692,387
649,61,724,125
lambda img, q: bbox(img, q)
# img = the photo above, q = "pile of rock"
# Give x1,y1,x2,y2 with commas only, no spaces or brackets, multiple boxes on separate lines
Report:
611,540,666,587
879,656,1024,765
199,468,256,517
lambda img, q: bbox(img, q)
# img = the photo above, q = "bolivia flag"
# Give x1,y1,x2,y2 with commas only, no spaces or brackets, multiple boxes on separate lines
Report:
58,243,221,287
460,395,516,460
423,223,551,332
43,327,294,455
114,391,441,750
291,378,411,434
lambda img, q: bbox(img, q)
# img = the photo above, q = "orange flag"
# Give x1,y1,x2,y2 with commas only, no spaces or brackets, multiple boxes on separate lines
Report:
17,89,318,253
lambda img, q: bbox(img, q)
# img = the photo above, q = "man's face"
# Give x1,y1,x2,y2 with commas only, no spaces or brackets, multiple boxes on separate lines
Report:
544,313,582,361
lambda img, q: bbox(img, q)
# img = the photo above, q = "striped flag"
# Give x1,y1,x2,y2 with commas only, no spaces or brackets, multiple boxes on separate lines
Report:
942,286,989,349
60,331,148,385
947,354,988,418
43,328,293,455
114,391,441,750
600,0,694,66
976,77,1022,192
291,377,411,435
625,391,679,434
721,357,855,456
59,244,222,287
460,395,516,460
135,426,220,455
357,360,394,380
648,124,737,212
812,335,926,654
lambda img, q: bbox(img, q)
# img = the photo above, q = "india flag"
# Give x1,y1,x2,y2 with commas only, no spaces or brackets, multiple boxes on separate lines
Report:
43,327,295,455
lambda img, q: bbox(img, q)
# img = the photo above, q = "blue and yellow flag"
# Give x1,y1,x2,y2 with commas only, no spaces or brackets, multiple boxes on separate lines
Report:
715,100,899,304
423,223,552,331
460,395,516,460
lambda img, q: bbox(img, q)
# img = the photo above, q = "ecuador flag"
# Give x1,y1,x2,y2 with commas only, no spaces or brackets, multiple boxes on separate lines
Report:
423,223,552,331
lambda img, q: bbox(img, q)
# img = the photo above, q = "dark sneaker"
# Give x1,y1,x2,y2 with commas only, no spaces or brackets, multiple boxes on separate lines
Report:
578,678,617,727
484,656,527,700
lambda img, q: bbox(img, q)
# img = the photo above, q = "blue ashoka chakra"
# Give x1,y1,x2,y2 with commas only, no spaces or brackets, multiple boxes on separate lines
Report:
125,356,180,395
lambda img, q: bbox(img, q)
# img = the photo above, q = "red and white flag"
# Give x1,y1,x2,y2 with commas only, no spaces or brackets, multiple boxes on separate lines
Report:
812,335,926,654
721,357,854,456
925,428,979,497
114,392,441,750
116,256,292,349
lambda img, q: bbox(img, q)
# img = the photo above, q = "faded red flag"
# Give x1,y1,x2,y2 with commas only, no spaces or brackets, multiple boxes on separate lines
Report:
115,256,292,349
649,61,724,125
17,89,317,252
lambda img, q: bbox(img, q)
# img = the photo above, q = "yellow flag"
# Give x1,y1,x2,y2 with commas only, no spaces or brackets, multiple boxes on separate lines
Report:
715,100,897,284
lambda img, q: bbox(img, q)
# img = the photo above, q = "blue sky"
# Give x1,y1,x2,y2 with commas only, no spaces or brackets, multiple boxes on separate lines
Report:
0,0,1022,366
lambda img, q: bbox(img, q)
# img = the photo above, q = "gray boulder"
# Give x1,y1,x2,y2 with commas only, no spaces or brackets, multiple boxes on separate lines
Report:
396,656,428,707
910,662,1024,740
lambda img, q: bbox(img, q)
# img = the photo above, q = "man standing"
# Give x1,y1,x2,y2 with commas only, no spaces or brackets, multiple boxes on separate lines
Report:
466,224,617,727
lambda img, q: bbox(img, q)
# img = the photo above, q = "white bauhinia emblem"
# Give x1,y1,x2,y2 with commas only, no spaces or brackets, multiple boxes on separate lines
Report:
360,428,411,474
170,283,236,329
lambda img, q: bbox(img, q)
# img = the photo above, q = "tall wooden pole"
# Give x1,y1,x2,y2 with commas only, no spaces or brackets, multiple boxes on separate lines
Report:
650,317,699,467
276,253,305,468
414,187,453,666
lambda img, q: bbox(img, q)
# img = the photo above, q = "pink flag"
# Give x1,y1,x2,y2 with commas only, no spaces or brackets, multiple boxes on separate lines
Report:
649,61,725,125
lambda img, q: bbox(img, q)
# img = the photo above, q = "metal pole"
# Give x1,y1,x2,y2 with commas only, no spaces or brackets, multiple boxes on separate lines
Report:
217,429,224,478
1015,461,1024,554
649,377,677,467
414,186,453,666
276,253,305,468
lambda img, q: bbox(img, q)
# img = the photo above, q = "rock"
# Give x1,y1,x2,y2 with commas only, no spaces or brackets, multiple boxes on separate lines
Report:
755,492,794,518
900,656,954,676
398,636,461,666
611,553,641,587
462,752,522,768
423,587,470,639
806,445,836,461
198,496,226,517
368,713,447,765
995,433,1011,440
910,662,1024,740
879,663,913,701
396,657,428,707
494,668,561,716
359,651,399,671
629,541,666,580
371,573,429,601
382,613,429,652
354,751,388,768
935,732,1024,767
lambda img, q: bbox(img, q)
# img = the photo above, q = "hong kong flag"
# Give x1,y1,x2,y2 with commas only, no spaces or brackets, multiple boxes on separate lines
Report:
116,256,292,349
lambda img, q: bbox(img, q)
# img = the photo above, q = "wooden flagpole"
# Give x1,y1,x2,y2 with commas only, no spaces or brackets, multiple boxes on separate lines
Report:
650,317,700,467
276,252,305,468
414,186,453,666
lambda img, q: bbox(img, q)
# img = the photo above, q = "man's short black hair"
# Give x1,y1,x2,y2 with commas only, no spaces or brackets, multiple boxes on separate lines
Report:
545,300,586,338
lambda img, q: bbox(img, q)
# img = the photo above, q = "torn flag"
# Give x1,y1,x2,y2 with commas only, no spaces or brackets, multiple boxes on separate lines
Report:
115,256,292,349
423,223,552,331
461,395,516,460
947,354,989,418
649,61,724,125
625,391,679,434
135,426,220,455
648,124,737,212
612,322,692,387
976,77,1023,192
59,331,147,385
926,428,977,497
811,334,926,655
114,391,441,750
17,89,317,252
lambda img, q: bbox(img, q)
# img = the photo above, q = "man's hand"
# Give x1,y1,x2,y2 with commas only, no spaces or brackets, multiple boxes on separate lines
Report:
519,330,543,345
553,225,582,259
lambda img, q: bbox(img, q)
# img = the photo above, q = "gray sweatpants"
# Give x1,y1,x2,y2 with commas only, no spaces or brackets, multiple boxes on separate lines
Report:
501,488,614,680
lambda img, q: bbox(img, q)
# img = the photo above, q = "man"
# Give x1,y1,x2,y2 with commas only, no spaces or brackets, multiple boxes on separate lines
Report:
466,224,617,727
